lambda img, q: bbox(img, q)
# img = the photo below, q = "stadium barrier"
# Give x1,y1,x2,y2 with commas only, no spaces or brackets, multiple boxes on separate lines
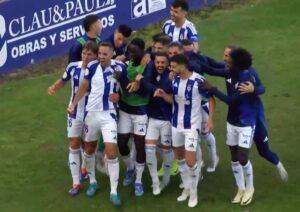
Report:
0,0,221,74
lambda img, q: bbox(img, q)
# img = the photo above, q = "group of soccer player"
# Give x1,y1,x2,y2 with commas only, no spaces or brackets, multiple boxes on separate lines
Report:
48,0,288,208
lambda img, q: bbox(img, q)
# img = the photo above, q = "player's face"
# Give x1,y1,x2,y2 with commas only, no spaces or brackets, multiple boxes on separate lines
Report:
114,31,128,48
152,42,167,53
128,44,143,61
81,48,97,67
223,48,232,68
91,19,102,36
155,56,168,74
170,61,184,75
170,6,186,22
168,46,183,58
183,44,195,52
98,46,113,66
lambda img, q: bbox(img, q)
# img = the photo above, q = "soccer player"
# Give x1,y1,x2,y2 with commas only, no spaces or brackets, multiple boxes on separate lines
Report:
105,24,133,61
67,42,123,206
68,15,102,62
202,45,288,182
181,39,219,172
156,54,213,207
200,48,258,206
134,52,173,195
117,38,149,196
162,0,199,51
47,41,98,196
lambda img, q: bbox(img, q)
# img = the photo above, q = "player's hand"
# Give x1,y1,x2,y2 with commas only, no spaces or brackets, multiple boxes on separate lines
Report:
47,86,55,95
169,72,176,80
113,70,122,81
199,80,213,91
109,93,120,103
140,54,151,66
153,88,165,97
127,81,140,93
135,74,144,82
238,81,254,94
67,105,75,114
115,55,126,62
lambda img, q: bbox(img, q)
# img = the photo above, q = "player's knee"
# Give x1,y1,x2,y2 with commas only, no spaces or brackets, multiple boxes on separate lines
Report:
84,144,96,155
134,135,146,163
69,137,81,149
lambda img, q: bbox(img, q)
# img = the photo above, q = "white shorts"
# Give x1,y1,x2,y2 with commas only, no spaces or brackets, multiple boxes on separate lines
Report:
118,110,148,136
145,118,172,147
67,117,84,138
172,127,199,152
84,110,118,143
201,103,210,135
226,122,255,149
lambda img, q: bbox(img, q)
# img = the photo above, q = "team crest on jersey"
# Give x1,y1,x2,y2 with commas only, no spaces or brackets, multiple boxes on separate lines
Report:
156,75,161,82
74,74,79,80
235,82,239,89
226,78,232,84
84,69,89,76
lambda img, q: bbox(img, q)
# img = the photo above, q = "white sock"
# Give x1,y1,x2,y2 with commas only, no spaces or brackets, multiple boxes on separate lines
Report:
196,145,203,167
84,152,96,184
122,155,134,171
135,162,145,184
189,162,200,191
69,148,81,185
242,161,254,189
178,159,189,189
231,161,245,190
146,144,159,184
80,147,86,170
202,133,218,164
107,158,119,195
161,149,174,183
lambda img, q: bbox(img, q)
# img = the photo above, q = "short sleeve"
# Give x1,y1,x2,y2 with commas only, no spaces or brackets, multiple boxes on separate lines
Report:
186,23,199,42
62,63,76,81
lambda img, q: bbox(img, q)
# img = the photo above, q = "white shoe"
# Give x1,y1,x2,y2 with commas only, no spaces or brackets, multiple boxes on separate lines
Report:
152,182,161,195
188,190,198,208
241,188,254,206
206,156,219,173
159,179,170,191
231,189,244,204
177,189,190,202
277,162,288,182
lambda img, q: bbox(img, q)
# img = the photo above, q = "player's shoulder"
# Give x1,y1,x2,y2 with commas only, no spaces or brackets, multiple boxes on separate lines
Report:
192,72,205,81
163,19,174,26
87,60,99,69
66,61,80,72
184,19,196,28
111,59,126,71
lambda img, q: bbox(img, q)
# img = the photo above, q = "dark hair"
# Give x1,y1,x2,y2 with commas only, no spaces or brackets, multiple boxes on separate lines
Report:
172,0,189,12
170,54,189,67
156,35,171,46
169,41,183,50
117,24,132,38
154,52,169,59
230,48,252,71
83,15,99,32
82,41,98,54
152,33,166,42
130,38,145,50
99,41,113,50
181,39,193,46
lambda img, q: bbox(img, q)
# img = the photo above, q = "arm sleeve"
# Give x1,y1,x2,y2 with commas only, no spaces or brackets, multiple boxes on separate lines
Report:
200,62,229,77
251,69,265,95
186,24,199,42
61,66,72,82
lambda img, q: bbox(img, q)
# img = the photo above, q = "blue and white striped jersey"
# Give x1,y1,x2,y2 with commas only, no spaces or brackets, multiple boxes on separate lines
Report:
62,61,87,120
84,59,125,112
162,19,199,43
172,72,209,130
